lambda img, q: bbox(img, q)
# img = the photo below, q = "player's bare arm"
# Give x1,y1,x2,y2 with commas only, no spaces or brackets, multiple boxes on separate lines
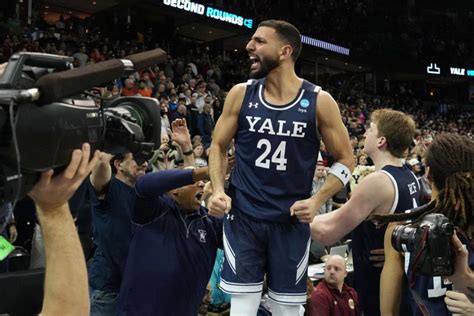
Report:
291,90,354,223
380,223,404,316
208,83,246,217
310,171,395,245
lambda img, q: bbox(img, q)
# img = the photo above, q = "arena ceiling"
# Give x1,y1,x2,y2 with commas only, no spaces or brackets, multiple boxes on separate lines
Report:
43,0,119,15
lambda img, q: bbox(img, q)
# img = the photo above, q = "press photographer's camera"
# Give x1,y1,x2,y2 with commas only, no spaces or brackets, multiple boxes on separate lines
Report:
0,51,164,204
391,213,455,276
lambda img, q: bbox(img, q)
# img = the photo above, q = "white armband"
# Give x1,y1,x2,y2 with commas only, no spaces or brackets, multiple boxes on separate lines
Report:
328,162,351,186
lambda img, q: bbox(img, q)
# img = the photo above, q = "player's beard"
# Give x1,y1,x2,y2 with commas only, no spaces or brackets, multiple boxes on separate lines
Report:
249,55,280,79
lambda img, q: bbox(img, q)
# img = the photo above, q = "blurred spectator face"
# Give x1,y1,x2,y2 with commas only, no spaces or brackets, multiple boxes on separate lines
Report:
125,78,135,89
161,134,170,144
408,158,422,173
320,141,326,152
158,84,165,93
246,26,281,79
350,136,358,148
192,135,202,145
324,255,347,290
203,104,212,114
160,102,168,113
315,165,326,179
194,144,204,157
358,155,368,166
125,79,135,89
423,135,433,146
177,104,187,115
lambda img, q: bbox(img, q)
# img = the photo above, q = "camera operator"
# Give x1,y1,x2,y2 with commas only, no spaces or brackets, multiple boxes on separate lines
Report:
28,143,99,315
372,133,473,315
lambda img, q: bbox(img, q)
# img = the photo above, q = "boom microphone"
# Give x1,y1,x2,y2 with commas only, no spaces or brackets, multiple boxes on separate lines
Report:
125,48,167,71
35,49,167,104
36,59,125,104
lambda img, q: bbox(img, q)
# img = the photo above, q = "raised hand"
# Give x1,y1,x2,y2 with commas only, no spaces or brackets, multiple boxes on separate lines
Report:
169,119,192,150
28,143,100,212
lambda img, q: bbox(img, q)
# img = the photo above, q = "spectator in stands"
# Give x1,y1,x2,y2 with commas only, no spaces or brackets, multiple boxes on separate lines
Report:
193,142,208,168
198,103,215,149
350,154,375,192
308,255,359,316
73,44,88,67
137,80,152,97
121,78,137,97
407,158,424,177
311,162,332,215
149,134,182,171
168,98,187,123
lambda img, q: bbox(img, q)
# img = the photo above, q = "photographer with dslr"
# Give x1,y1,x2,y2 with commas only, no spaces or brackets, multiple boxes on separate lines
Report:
373,133,473,315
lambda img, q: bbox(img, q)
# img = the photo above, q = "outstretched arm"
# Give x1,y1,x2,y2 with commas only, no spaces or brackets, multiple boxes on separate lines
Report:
310,171,394,245
29,144,99,316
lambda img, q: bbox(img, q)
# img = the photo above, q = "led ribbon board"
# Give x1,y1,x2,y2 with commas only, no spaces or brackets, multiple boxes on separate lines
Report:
163,0,253,29
301,35,350,56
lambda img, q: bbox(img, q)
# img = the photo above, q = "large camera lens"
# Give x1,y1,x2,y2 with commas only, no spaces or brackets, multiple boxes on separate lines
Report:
391,224,417,253
104,96,161,147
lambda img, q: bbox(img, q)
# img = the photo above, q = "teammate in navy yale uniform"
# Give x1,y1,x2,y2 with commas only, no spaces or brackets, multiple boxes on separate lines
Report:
208,20,354,315
374,133,474,315
310,108,420,315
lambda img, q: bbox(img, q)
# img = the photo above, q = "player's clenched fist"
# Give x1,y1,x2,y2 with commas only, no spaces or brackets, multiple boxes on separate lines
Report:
207,191,232,218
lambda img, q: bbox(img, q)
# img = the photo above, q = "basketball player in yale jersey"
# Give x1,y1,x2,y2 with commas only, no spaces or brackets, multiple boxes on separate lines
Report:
310,108,421,316
207,20,354,315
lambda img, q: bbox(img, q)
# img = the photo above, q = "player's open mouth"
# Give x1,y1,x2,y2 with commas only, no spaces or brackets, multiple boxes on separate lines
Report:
249,55,260,70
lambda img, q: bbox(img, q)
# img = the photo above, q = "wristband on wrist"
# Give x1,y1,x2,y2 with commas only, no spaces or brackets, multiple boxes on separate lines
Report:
182,149,193,156
328,162,351,186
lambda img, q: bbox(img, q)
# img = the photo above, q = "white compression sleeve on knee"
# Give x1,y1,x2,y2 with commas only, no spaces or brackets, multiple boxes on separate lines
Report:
269,300,303,316
230,292,262,316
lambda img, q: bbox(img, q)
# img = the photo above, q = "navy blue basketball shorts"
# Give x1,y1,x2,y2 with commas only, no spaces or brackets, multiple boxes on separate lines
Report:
220,209,310,305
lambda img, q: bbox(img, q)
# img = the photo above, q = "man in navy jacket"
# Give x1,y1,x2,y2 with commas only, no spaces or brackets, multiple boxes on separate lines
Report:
118,167,223,315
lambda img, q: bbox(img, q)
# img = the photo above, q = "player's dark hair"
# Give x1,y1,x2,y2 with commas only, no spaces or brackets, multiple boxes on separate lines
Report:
258,20,302,61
